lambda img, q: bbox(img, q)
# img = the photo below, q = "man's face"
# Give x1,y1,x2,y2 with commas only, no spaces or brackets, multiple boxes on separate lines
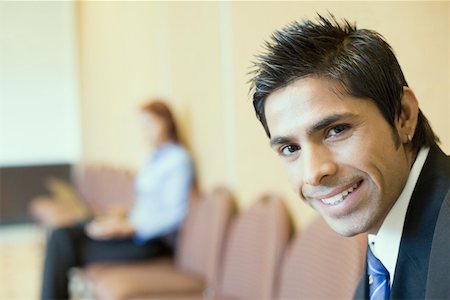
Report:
265,77,411,236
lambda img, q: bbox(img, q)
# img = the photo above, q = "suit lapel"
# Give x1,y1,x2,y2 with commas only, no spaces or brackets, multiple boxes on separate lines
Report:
425,190,450,299
392,145,450,299
354,145,450,299
354,265,368,300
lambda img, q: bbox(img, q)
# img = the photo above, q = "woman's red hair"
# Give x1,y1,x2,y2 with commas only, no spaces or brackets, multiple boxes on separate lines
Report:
141,99,179,143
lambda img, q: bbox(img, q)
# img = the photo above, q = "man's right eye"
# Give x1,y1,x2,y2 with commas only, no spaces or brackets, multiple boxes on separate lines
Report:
280,144,300,156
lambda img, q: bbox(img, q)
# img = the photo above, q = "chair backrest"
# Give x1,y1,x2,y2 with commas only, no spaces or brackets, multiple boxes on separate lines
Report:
215,194,291,300
175,186,235,292
275,217,367,300
72,164,135,214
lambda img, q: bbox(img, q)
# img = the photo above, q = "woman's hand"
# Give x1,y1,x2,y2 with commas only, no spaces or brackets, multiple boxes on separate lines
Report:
85,216,135,240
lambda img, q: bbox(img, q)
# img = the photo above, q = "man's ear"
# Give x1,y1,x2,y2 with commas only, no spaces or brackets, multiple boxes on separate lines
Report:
397,87,419,144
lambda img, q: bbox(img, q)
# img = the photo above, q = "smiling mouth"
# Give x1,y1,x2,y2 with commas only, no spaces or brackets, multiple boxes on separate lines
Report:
320,181,362,205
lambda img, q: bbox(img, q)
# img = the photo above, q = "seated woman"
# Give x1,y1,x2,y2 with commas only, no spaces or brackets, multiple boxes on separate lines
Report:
41,100,195,300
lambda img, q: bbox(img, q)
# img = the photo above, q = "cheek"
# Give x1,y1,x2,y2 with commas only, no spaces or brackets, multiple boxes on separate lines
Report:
334,131,370,162
349,141,406,203
147,124,163,141
334,131,388,178
285,161,304,193
157,123,167,137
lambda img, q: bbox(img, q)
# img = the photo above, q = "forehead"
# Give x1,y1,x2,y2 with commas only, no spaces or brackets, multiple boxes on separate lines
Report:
140,111,161,125
265,77,372,135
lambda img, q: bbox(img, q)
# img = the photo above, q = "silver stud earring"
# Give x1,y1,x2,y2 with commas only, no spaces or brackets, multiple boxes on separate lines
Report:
407,134,413,143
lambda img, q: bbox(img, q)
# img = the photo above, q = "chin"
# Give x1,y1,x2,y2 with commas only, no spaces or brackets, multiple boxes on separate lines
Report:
324,218,367,237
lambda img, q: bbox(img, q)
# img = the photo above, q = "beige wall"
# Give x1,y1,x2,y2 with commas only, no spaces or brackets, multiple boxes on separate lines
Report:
77,2,228,190
77,2,450,229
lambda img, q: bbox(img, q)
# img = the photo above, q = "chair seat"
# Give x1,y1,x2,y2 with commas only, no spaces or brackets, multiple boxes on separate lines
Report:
81,187,235,299
85,258,205,300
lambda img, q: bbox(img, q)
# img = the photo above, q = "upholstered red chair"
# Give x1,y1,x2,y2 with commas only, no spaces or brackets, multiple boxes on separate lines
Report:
29,164,135,228
275,217,367,300
72,164,135,215
83,187,235,300
213,194,291,300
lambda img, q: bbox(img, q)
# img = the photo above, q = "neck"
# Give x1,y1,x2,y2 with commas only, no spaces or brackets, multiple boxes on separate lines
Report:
406,146,419,170
154,139,176,149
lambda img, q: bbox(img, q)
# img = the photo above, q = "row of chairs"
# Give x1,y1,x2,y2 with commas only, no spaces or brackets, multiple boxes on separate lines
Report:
81,187,367,300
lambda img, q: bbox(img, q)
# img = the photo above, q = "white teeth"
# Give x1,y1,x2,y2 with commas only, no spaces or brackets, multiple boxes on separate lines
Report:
322,193,344,205
321,183,358,205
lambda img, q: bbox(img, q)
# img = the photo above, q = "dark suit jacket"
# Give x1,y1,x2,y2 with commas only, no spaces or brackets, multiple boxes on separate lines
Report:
354,144,450,300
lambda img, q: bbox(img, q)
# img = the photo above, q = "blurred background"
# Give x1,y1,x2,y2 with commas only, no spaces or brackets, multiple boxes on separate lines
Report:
0,1,449,299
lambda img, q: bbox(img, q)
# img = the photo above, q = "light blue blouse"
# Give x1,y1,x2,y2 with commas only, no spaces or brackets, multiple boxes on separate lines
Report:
128,142,195,243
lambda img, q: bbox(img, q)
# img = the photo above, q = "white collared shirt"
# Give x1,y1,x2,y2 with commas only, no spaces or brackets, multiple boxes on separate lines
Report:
368,147,430,287
129,142,195,243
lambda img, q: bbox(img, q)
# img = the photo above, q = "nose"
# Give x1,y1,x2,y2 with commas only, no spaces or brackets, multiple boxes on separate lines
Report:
302,145,337,186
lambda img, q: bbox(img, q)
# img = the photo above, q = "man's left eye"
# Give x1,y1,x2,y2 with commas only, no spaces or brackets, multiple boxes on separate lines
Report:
327,124,351,138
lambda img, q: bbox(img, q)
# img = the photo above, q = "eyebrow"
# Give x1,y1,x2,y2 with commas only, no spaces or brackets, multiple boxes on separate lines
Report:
270,112,356,148
270,136,294,148
307,113,354,135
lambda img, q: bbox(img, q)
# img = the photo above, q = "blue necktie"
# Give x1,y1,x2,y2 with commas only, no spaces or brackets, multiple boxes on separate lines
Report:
367,247,390,300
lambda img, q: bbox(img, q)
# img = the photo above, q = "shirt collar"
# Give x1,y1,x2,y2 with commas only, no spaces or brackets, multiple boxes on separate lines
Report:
150,142,177,160
368,147,430,286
